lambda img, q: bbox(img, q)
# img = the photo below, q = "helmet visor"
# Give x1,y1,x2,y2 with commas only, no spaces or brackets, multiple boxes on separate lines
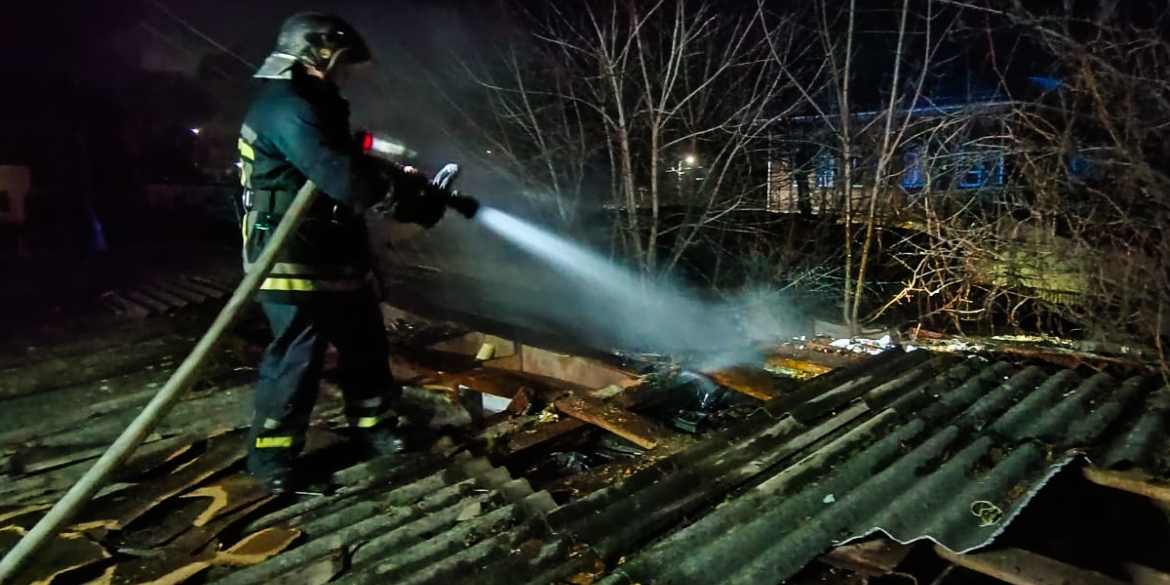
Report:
253,53,299,79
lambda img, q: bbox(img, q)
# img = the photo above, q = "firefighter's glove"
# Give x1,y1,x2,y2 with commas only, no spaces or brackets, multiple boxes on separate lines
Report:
388,168,448,229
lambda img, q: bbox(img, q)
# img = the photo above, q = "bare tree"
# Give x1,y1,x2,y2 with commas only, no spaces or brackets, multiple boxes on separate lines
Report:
761,0,963,333
453,0,804,279
991,0,1170,345
444,34,598,227
849,0,1170,352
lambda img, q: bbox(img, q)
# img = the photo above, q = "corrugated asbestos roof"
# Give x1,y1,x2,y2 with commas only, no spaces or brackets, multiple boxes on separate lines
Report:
209,348,1170,585
206,453,558,585
588,349,1170,585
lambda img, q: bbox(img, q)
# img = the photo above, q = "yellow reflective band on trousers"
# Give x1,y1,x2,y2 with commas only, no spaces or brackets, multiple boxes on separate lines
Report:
260,276,366,292
237,139,255,187
255,436,294,449
247,262,361,277
245,257,366,293
355,416,380,429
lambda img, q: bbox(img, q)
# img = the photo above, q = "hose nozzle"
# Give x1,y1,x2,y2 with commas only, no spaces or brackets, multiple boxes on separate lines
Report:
431,163,479,219
447,193,480,219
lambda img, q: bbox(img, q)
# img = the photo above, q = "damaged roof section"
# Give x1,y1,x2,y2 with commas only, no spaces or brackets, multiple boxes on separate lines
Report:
579,350,1170,584
204,452,557,585
4,291,1170,585
204,348,1170,585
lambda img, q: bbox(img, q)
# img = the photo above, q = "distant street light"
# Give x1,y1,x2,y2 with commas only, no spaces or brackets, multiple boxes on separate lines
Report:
190,127,202,136
684,155,696,166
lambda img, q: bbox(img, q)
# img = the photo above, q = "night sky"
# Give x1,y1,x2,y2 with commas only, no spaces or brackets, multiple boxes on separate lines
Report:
168,0,499,161
0,0,1122,208
4,0,502,164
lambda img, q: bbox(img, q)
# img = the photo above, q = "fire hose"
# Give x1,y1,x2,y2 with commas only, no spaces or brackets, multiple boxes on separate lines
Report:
0,168,478,581
0,180,321,583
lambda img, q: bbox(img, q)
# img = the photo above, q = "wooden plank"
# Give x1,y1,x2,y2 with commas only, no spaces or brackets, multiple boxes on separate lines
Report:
704,366,782,401
395,355,568,400
760,344,861,371
507,387,534,416
505,418,590,453
429,332,517,359
484,354,523,372
555,394,674,450
493,380,660,456
544,453,668,498
452,370,538,398
515,345,637,390
765,356,835,379
1083,467,1170,504
934,546,1128,585
821,537,913,576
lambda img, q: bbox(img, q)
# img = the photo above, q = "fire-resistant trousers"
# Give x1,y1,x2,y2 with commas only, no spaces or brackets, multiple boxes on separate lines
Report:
248,293,401,459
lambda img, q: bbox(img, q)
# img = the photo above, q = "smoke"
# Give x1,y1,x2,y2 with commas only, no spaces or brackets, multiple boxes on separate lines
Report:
394,206,809,370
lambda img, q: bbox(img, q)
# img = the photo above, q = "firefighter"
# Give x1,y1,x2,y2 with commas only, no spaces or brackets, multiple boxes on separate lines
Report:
236,12,447,493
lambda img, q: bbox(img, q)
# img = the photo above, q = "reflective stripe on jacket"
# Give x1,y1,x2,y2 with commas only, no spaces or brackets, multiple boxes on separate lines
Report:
236,70,390,303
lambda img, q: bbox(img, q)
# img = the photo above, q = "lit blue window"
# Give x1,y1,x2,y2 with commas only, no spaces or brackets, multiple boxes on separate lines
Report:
815,154,835,188
902,147,924,192
958,168,984,189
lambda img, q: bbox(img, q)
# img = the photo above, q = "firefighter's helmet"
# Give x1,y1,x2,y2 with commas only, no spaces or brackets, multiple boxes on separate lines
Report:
254,12,371,79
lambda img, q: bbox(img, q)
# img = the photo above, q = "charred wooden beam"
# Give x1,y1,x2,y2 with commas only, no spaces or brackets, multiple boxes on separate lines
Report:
821,537,913,577
1082,467,1170,505
554,394,676,450
934,546,1128,585
703,367,782,401
503,418,590,454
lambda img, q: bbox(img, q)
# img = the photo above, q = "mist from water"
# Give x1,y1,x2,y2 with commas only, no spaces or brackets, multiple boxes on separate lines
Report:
473,207,800,370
